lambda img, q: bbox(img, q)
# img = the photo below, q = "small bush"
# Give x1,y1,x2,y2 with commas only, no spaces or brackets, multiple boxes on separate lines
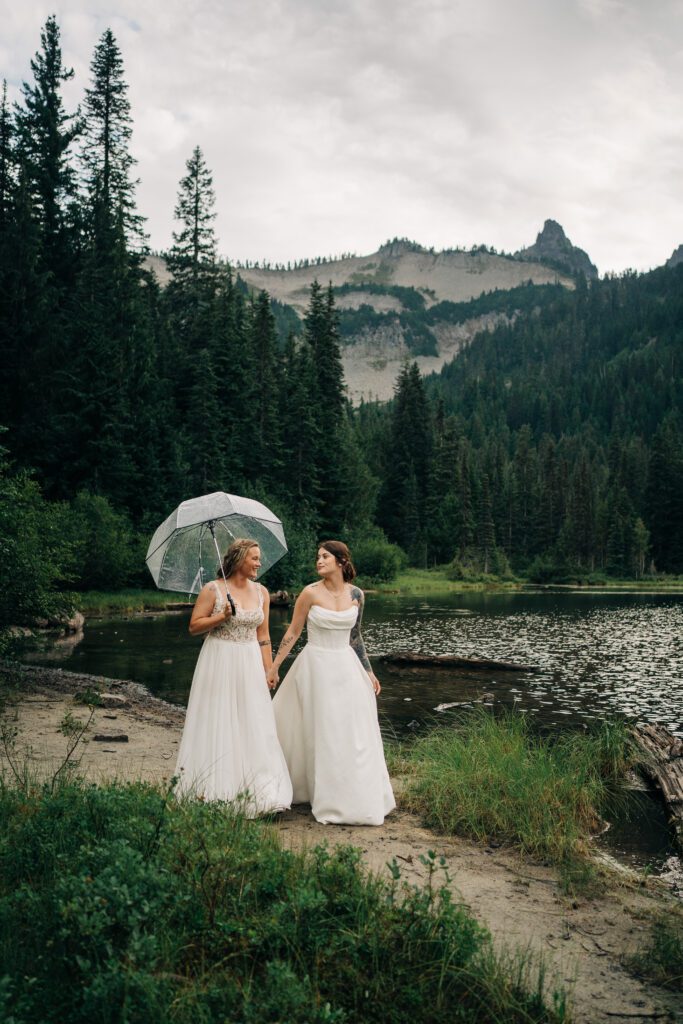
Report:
352,534,407,583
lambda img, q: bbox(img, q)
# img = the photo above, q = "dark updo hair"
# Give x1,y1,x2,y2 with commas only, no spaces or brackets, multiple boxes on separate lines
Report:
319,540,357,582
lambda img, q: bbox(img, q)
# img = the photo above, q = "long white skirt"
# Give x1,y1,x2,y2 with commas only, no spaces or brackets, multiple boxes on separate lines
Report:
272,644,396,825
175,636,292,816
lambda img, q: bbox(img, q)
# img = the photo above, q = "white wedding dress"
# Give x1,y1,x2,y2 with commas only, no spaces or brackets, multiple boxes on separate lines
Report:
175,581,292,816
272,604,395,825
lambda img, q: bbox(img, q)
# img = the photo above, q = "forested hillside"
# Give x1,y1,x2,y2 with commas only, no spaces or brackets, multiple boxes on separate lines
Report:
361,266,683,578
1,17,682,633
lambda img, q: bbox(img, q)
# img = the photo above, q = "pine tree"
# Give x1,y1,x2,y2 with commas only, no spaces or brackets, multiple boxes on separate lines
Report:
14,15,80,266
0,81,14,227
378,362,433,554
248,290,282,479
167,145,218,297
81,28,144,246
301,281,348,533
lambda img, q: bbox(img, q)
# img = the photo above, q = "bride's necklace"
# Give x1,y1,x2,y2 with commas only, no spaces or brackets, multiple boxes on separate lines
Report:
322,579,346,604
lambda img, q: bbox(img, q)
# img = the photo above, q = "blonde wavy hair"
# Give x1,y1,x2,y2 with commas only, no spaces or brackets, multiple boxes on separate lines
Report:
219,538,259,579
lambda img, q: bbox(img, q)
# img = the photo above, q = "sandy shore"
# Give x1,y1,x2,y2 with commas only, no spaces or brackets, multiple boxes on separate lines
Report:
1,661,681,1023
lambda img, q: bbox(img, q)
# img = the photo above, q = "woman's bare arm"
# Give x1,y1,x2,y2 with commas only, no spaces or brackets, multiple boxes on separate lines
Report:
266,587,314,685
256,586,275,685
188,583,230,636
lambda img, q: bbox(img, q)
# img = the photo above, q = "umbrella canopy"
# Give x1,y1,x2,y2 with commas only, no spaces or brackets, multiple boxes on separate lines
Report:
145,492,287,595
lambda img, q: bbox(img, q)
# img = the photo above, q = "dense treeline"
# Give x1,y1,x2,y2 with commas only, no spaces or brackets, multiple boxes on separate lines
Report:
360,267,683,578
1,17,682,631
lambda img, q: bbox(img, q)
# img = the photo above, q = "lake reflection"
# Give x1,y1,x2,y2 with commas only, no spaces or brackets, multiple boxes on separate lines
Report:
19,590,683,737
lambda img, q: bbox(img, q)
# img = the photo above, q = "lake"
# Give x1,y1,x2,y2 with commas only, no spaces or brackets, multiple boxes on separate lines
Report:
23,589,683,737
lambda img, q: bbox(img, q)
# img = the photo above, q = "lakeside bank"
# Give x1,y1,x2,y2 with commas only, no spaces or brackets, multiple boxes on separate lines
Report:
1,659,682,1022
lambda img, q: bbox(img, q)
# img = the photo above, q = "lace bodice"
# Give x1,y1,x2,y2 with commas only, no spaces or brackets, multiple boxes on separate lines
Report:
306,604,359,651
207,581,264,644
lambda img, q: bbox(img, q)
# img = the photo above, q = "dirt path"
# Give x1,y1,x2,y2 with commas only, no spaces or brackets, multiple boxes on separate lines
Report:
1,662,681,1023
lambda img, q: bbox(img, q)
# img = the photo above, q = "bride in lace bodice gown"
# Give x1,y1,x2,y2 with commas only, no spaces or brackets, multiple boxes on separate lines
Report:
269,541,395,826
175,540,292,816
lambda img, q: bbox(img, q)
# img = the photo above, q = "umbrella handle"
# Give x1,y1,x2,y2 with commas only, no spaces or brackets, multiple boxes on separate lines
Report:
209,522,236,615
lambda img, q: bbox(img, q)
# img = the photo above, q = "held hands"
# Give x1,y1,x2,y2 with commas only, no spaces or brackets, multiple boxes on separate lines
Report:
369,672,381,695
266,665,279,690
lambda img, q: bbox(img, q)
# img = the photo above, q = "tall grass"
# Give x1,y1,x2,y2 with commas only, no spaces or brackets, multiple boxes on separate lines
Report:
396,710,638,886
0,777,566,1023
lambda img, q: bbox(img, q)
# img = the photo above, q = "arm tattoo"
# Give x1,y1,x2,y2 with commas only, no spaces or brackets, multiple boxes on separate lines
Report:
275,635,295,659
258,640,269,648
349,587,372,672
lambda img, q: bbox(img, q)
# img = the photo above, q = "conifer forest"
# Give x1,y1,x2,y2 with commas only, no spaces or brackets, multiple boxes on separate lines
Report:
1,18,682,626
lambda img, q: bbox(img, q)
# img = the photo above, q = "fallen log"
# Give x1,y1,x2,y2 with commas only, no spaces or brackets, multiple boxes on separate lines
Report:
383,652,535,672
632,723,683,849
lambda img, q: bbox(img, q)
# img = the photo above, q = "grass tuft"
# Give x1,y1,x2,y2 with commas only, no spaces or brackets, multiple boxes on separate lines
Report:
395,710,638,890
629,912,683,991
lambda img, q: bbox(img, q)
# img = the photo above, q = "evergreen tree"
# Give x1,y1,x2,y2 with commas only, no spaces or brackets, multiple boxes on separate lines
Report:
81,27,144,245
248,290,282,479
14,15,80,267
378,362,433,554
167,145,218,297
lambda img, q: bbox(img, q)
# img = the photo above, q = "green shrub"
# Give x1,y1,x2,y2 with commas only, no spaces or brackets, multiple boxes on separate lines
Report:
63,491,139,590
0,459,75,627
352,533,407,583
0,778,566,1023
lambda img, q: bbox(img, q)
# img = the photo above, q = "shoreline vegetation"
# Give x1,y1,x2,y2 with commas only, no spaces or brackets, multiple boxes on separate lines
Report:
11,566,683,625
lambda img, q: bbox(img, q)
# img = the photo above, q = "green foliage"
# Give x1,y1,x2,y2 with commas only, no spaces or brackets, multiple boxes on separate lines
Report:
629,912,683,991
448,546,514,582
0,779,566,1023
64,491,139,590
350,531,407,583
400,711,637,888
0,456,74,627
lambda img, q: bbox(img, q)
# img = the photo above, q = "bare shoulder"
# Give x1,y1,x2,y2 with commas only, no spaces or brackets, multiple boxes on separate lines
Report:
259,582,270,601
349,584,364,605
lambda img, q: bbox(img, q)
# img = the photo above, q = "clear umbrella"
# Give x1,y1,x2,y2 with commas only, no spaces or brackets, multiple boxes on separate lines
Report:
145,492,287,610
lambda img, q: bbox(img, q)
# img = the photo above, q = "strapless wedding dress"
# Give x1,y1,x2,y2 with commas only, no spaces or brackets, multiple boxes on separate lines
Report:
272,604,395,825
175,581,292,816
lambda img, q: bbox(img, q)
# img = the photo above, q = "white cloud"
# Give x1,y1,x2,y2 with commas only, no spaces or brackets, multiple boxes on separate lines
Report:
3,0,683,271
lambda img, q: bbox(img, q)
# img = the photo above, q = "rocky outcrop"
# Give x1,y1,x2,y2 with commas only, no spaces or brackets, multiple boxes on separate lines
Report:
516,219,598,279
666,244,683,269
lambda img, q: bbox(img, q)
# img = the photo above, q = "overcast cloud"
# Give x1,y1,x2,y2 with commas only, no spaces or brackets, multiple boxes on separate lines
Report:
3,0,682,273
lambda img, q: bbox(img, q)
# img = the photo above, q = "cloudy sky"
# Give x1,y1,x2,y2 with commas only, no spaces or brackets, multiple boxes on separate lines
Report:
3,0,682,274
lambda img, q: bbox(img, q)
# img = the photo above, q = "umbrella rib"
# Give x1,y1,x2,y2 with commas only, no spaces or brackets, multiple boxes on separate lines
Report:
145,521,200,563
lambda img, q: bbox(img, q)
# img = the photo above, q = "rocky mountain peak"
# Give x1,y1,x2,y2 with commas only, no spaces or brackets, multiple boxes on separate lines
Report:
666,244,683,269
516,219,598,279
377,237,427,258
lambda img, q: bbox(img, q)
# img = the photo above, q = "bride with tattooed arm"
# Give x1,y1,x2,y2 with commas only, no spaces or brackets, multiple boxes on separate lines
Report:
268,540,395,826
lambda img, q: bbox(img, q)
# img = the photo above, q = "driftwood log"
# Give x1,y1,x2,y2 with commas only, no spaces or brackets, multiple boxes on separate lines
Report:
383,652,535,672
632,723,683,849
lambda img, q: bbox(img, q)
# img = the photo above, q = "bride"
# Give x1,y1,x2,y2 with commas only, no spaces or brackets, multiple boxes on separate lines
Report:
268,540,395,826
175,538,292,816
